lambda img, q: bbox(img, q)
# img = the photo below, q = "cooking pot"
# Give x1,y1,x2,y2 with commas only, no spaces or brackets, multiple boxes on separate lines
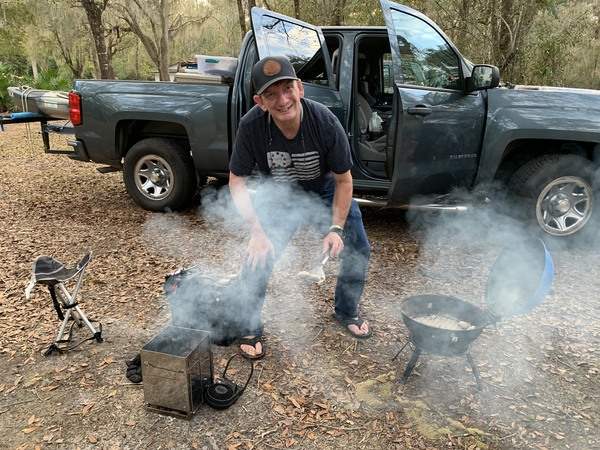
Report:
400,238,554,355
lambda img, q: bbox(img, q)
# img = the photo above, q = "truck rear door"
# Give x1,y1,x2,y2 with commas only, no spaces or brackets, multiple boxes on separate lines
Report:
249,8,345,124
380,0,487,204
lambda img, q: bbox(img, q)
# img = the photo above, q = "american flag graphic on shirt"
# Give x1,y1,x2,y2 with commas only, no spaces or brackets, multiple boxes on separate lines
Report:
267,150,321,182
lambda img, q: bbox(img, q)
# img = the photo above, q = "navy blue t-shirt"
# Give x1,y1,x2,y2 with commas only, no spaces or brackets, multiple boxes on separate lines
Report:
229,98,352,194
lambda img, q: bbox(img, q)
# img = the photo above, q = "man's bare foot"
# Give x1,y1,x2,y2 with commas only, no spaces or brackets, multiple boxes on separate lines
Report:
239,335,265,359
347,321,370,336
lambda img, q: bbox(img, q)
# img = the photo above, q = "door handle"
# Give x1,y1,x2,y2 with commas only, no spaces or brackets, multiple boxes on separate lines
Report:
407,106,432,116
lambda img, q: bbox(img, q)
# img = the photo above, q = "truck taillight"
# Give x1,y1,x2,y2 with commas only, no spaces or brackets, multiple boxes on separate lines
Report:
69,91,82,125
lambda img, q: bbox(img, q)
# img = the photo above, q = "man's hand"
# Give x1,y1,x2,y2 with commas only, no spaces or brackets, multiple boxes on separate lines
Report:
247,232,275,271
229,172,275,270
324,232,344,258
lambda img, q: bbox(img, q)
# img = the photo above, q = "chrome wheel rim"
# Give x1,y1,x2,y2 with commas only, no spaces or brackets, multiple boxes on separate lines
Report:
536,176,593,236
133,154,172,201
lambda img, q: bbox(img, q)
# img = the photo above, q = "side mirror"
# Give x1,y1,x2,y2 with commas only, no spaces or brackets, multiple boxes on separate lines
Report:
466,65,500,91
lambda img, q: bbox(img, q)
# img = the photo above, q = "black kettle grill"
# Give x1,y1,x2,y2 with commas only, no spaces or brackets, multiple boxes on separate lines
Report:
394,238,554,389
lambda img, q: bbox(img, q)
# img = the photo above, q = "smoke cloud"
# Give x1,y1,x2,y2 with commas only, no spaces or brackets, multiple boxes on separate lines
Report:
143,180,338,349
199,180,332,237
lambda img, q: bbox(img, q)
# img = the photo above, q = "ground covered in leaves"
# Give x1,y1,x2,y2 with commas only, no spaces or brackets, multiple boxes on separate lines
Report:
0,122,599,450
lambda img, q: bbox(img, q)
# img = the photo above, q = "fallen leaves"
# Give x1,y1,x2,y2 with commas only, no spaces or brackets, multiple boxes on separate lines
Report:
40,385,59,392
82,402,95,416
287,395,303,408
1,124,599,450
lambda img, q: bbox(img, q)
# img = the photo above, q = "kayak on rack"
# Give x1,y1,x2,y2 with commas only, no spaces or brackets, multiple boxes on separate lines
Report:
7,86,70,120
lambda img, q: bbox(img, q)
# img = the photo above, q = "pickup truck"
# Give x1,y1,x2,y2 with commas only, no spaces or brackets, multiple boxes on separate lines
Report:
65,0,600,242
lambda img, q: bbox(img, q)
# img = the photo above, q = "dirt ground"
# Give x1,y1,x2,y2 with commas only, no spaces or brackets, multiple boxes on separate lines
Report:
0,122,599,450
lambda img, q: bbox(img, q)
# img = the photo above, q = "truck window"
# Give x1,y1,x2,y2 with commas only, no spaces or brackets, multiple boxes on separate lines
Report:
356,37,393,106
256,15,329,87
390,10,461,90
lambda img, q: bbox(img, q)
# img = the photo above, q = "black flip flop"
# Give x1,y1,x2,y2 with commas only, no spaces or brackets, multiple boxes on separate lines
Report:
238,335,265,360
334,315,373,339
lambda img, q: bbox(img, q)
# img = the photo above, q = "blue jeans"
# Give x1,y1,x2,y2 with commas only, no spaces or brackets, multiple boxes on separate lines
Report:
237,179,371,336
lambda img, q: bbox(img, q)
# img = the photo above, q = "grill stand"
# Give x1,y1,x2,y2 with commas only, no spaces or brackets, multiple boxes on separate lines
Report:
392,335,483,390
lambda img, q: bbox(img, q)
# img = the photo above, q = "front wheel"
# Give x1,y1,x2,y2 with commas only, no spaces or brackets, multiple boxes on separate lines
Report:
123,138,197,211
508,154,598,242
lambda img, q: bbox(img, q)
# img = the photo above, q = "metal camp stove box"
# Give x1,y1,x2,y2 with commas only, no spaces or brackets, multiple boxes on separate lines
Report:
141,326,213,419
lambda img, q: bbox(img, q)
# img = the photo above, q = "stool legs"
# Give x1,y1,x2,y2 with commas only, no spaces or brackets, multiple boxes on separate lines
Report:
44,282,103,356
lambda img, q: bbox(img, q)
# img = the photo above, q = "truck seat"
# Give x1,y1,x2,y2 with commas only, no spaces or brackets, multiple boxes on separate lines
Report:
357,94,386,153
357,57,377,105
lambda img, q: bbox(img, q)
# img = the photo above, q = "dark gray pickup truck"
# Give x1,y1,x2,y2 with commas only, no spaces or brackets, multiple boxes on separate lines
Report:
66,0,600,242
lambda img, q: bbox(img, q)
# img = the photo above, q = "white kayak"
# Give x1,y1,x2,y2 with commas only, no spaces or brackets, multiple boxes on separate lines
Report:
7,86,70,120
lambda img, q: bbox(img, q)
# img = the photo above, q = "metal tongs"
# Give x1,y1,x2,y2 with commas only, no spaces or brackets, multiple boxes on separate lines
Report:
297,252,330,284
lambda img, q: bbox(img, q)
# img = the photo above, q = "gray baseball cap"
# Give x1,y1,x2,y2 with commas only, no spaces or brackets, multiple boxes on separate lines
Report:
252,56,298,95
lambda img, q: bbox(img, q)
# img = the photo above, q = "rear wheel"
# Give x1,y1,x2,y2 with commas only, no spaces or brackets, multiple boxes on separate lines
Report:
123,138,197,212
507,154,597,242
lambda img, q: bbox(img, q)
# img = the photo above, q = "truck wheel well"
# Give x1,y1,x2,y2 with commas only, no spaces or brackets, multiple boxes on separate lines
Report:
115,120,191,161
494,139,593,185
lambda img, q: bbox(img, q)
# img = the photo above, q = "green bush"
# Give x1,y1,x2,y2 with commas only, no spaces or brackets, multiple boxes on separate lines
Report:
1,65,72,114
32,67,72,91
0,63,21,113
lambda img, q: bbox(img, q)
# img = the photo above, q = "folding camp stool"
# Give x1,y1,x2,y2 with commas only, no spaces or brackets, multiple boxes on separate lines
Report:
25,251,103,356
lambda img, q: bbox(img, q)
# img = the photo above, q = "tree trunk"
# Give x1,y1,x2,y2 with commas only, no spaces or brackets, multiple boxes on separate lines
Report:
159,0,170,81
455,0,469,50
30,55,38,80
248,0,256,22
494,0,538,80
333,0,346,26
593,3,600,89
79,0,115,79
114,0,162,81
237,0,246,38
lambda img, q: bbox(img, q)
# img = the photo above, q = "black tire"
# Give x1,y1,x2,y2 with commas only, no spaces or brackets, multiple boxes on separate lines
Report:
123,138,197,212
507,153,598,242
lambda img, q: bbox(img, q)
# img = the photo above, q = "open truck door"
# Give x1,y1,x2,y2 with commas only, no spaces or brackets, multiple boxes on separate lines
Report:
250,7,344,123
379,0,488,206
